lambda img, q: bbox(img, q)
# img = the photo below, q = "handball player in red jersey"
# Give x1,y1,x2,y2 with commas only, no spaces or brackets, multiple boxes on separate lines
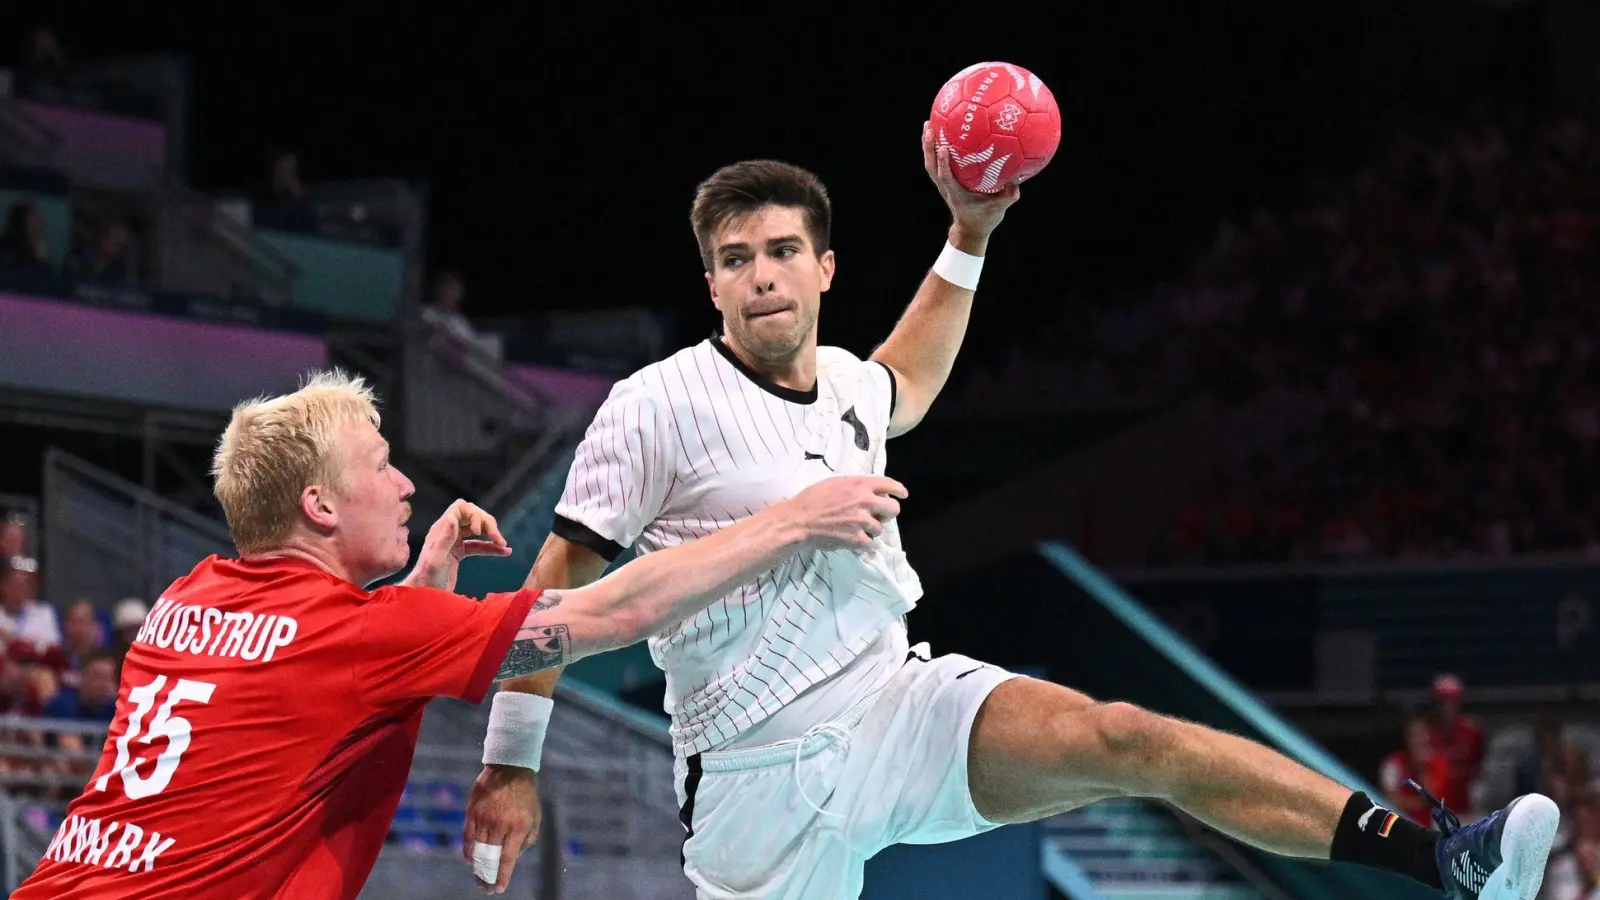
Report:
11,370,905,900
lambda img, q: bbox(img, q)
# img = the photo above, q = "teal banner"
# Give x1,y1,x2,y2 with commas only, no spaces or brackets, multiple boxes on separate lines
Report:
257,228,404,321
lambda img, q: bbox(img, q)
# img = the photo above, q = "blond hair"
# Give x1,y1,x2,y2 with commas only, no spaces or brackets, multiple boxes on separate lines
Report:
212,369,381,554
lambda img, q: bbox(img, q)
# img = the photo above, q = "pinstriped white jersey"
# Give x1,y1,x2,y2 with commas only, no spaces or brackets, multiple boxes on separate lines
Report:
552,337,922,758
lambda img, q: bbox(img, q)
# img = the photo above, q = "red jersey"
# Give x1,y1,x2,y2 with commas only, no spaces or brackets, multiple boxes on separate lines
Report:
1431,715,1484,812
1379,749,1450,825
12,555,537,900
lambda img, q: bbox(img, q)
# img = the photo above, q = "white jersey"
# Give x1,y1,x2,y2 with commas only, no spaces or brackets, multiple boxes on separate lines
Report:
552,337,923,757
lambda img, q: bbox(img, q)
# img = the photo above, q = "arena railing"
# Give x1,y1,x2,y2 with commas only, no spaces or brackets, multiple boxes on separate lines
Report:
477,407,589,517
414,314,557,424
403,315,589,512
0,715,109,892
406,677,690,900
153,173,302,307
347,675,695,900
0,97,61,171
41,449,234,611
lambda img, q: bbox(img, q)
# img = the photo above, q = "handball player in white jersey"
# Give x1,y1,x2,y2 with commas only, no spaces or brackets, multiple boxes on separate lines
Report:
462,126,1559,900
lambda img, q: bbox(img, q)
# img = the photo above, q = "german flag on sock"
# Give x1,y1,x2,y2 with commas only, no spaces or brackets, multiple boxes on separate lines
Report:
1378,811,1399,838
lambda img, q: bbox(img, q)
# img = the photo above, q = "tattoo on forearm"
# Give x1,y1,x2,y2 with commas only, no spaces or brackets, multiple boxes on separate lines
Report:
496,624,570,679
532,590,564,612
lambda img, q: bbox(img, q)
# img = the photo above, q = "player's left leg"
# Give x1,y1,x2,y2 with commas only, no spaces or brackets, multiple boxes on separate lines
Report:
968,678,1355,847
966,677,1559,900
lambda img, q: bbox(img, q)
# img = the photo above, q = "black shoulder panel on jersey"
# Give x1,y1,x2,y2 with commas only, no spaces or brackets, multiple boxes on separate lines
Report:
552,514,627,563
874,360,898,418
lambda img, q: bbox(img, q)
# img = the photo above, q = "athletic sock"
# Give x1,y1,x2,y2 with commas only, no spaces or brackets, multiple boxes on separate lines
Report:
1329,791,1443,890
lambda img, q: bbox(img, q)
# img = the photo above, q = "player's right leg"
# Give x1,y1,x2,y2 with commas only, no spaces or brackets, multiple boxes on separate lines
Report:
967,678,1558,900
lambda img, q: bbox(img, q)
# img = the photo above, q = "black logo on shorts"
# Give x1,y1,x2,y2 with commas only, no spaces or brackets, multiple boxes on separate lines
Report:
840,406,869,451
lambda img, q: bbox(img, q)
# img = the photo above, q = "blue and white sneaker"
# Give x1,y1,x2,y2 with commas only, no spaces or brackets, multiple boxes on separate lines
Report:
1407,780,1560,900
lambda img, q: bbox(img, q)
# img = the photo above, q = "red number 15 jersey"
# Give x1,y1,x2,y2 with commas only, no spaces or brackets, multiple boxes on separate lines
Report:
13,555,537,900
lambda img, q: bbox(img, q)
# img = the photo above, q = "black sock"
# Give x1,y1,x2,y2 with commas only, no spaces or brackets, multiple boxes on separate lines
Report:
1329,791,1443,890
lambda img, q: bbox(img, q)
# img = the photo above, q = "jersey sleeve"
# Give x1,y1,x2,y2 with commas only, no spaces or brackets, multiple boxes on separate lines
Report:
552,376,677,561
356,585,540,707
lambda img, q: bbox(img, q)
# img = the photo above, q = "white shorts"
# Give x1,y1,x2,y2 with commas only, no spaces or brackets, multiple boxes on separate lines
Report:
672,645,1021,900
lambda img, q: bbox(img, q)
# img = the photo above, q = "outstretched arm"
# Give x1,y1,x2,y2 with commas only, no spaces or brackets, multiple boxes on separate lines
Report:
870,122,1023,437
492,476,897,677
488,533,611,701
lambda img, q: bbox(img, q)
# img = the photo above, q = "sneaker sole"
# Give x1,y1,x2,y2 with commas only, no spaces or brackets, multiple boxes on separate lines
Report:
1481,794,1559,900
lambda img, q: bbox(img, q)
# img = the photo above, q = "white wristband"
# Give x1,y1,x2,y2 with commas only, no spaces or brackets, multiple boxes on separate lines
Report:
482,692,554,772
932,241,983,291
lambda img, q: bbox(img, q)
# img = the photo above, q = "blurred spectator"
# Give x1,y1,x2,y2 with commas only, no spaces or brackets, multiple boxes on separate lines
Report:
1546,740,1600,900
1518,715,1567,798
1428,675,1485,815
109,597,148,658
0,560,61,652
1559,743,1593,796
21,27,67,80
40,653,116,724
0,202,51,272
0,658,42,717
257,148,315,231
422,269,475,342
29,652,118,790
421,268,502,366
69,219,136,285
270,148,307,205
54,601,104,678
5,599,97,692
1381,715,1449,826
0,515,27,563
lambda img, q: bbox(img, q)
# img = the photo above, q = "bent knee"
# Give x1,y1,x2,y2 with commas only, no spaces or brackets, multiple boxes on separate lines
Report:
1056,701,1173,781
1090,701,1170,752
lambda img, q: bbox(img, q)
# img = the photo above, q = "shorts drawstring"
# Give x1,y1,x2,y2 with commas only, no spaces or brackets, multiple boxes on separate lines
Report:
793,722,853,819
791,642,928,820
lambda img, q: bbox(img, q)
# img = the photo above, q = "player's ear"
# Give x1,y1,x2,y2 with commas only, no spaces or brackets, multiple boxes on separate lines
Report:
300,484,338,532
818,249,835,293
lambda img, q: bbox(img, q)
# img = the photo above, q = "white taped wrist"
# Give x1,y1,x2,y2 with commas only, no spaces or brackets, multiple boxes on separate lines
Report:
932,241,983,291
482,692,553,772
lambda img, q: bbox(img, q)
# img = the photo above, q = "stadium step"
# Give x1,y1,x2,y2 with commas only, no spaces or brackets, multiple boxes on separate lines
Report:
1098,888,1266,900
1045,800,1266,900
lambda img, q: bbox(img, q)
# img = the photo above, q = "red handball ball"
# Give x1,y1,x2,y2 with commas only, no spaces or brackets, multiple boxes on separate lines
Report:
929,62,1062,194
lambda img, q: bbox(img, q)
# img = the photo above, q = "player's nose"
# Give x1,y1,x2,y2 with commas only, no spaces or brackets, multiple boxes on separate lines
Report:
394,467,415,501
750,254,778,292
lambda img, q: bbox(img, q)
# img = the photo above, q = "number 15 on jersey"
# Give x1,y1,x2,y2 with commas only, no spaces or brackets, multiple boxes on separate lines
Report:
95,675,216,801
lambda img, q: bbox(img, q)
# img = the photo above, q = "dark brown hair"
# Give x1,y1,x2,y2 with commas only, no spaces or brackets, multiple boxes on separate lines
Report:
690,160,832,271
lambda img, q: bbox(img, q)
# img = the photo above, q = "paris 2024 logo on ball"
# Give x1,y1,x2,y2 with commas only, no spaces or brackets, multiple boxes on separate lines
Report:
929,62,1062,194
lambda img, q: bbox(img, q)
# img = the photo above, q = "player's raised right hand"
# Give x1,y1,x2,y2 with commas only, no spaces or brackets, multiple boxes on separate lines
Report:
785,475,907,550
